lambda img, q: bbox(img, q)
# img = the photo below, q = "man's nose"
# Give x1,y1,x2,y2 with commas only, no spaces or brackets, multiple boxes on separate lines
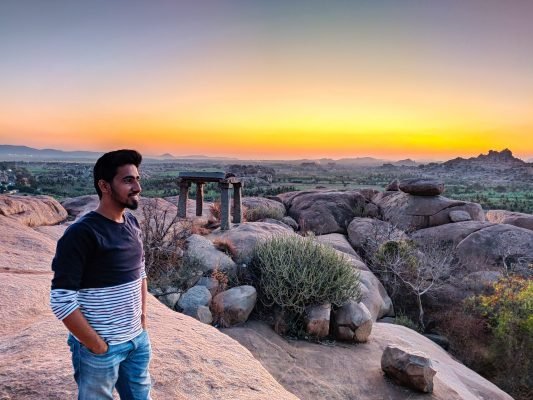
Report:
133,180,141,192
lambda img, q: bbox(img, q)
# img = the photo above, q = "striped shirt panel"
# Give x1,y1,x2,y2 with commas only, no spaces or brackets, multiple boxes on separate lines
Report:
50,276,145,345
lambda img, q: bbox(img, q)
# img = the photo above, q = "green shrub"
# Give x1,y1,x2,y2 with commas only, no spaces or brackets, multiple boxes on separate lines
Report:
244,205,285,222
467,275,532,398
251,235,361,334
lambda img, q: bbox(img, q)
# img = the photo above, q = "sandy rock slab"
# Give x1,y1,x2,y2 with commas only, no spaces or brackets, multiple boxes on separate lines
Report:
0,275,298,400
0,216,57,271
224,321,512,400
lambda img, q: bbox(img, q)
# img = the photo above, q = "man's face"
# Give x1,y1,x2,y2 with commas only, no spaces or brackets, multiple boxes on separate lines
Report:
109,164,142,210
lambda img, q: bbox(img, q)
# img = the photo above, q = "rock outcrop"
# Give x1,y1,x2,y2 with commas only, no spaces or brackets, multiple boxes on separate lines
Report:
486,209,533,231
224,321,512,400
275,190,368,234
0,194,67,227
373,191,484,231
399,178,444,196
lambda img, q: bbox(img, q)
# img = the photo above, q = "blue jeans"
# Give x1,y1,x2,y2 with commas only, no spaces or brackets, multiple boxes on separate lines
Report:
67,331,152,400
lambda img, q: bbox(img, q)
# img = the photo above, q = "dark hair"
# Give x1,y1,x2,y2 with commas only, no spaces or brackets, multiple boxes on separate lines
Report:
93,149,142,198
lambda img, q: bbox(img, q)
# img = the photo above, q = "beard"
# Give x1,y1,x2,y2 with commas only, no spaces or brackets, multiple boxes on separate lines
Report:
110,187,139,210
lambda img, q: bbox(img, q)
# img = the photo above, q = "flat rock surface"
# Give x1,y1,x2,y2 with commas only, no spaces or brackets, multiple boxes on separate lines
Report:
224,321,512,400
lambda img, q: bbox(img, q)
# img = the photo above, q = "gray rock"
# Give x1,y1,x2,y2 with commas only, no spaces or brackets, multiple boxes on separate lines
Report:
315,233,362,260
208,222,294,264
363,202,380,218
159,292,181,310
386,179,400,191
332,301,373,342
486,210,533,231
399,178,444,196
281,216,299,230
304,304,331,338
347,217,406,251
358,270,394,320
275,190,368,235
373,191,484,231
178,286,212,315
242,197,286,221
196,276,222,297
211,285,257,327
190,305,213,325
449,210,472,222
184,234,237,276
381,345,436,392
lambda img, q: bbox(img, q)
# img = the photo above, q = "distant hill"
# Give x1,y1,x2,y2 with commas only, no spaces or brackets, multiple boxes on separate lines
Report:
0,145,100,160
442,148,527,169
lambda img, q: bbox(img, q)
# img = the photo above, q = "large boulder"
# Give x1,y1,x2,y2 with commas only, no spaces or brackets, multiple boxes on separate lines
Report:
208,222,294,264
381,345,437,393
358,270,394,320
242,197,286,221
274,190,369,235
224,321,513,400
332,301,373,342
315,233,363,261
0,194,67,227
61,194,99,218
412,222,533,273
399,178,444,196
486,209,533,231
347,217,407,251
410,222,533,307
184,234,237,276
373,191,484,231
211,285,257,328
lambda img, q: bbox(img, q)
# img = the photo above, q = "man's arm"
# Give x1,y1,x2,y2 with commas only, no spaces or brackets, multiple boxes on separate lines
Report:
63,309,108,354
141,278,148,330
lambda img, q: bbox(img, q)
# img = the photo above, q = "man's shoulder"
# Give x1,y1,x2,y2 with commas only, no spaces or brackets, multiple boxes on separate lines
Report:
62,212,99,237
124,211,140,227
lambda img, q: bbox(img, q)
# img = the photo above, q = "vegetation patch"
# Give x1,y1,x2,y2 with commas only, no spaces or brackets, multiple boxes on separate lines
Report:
251,234,361,336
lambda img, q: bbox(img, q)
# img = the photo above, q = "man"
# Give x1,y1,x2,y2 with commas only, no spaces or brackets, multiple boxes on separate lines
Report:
50,149,151,399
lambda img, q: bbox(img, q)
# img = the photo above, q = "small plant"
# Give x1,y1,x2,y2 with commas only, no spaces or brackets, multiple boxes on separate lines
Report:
213,238,238,259
209,199,221,221
210,267,229,297
244,205,284,222
251,234,361,336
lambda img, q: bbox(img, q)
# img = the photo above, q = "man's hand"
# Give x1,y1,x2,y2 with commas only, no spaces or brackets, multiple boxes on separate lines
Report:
89,340,109,355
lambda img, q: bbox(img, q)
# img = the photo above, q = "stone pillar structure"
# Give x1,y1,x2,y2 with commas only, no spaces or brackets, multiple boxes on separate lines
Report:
219,182,231,230
178,181,191,218
233,182,242,223
196,182,204,216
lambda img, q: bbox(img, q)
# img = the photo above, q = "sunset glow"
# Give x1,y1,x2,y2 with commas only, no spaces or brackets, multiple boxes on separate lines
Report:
1,1,532,160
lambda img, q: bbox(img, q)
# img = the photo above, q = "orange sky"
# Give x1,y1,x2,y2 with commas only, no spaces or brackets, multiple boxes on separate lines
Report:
1,1,532,160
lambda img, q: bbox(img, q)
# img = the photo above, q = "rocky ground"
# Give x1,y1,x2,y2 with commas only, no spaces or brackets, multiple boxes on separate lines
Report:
2,184,530,399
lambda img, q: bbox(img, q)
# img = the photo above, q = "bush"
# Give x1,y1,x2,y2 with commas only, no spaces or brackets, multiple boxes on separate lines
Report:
251,235,361,335
466,275,532,398
244,205,284,222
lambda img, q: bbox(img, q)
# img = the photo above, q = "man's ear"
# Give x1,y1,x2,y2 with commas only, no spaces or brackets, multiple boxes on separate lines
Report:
98,179,110,194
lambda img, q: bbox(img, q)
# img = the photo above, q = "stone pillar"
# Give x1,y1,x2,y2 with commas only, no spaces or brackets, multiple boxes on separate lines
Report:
178,181,191,218
233,183,242,223
219,181,231,230
196,182,204,216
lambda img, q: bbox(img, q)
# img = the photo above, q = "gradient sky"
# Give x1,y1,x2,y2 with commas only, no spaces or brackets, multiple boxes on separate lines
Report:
1,0,532,160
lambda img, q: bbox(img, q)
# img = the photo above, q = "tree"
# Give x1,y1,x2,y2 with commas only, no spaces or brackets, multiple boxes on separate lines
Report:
365,238,454,330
